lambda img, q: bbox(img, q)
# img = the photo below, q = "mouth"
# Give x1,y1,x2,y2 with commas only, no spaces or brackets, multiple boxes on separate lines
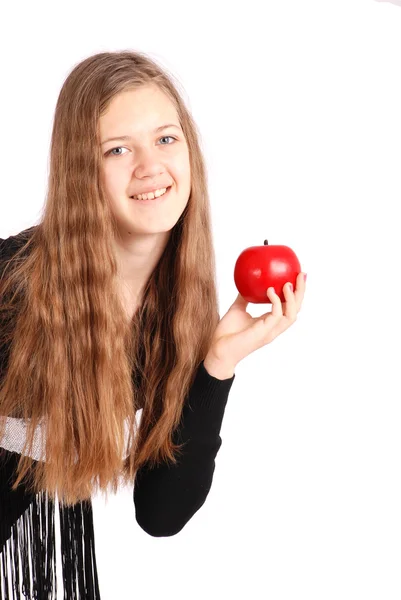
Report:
130,186,172,205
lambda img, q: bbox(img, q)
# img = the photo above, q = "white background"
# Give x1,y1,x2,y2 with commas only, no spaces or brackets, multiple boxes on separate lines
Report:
1,0,400,598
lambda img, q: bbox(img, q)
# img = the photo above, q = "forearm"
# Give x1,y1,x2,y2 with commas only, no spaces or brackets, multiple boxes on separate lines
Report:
133,360,235,537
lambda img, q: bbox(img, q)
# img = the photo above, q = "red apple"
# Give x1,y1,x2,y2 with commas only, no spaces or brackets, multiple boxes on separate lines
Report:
234,240,302,304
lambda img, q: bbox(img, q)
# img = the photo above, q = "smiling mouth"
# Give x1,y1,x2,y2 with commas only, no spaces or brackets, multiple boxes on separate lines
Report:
130,186,172,201
129,186,172,204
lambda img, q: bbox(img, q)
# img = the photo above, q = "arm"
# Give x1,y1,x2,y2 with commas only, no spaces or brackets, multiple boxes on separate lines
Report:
133,359,235,537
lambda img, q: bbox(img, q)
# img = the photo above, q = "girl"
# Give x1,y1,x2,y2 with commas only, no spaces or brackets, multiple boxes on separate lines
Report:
0,50,306,599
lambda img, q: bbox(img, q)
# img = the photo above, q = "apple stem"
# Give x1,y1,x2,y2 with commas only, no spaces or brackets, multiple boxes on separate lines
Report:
264,240,268,245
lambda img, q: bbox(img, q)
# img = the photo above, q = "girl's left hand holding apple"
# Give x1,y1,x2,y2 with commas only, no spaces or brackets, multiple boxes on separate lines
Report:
203,272,307,379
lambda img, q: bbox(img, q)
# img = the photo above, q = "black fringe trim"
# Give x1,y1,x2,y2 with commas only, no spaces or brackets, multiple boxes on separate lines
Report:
0,490,101,599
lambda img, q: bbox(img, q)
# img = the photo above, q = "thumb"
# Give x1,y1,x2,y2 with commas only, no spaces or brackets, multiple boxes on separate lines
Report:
232,292,249,309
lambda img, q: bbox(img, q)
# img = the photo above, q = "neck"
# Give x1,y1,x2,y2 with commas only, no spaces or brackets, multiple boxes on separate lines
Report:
113,229,171,301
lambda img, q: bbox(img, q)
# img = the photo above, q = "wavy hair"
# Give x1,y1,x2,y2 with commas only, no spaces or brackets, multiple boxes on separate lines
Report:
0,50,220,507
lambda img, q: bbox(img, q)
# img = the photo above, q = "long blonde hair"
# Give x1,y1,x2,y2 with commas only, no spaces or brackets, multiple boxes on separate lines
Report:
0,50,220,507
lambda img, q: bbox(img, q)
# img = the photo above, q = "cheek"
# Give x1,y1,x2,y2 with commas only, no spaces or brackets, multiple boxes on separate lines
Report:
103,165,126,193
174,152,191,183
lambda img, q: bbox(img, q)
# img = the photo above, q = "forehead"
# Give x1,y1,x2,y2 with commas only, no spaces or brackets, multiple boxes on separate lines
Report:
99,86,179,135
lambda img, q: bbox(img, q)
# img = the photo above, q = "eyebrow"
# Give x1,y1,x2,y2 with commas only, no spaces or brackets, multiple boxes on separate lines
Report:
101,124,181,146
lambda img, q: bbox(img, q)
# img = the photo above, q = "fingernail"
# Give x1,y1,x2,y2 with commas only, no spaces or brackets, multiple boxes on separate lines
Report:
304,273,307,282
289,283,293,291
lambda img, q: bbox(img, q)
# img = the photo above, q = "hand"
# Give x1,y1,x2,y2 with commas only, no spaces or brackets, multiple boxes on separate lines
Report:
205,273,307,373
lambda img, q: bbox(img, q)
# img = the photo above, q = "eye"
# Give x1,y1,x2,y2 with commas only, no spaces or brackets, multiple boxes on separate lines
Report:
106,147,128,157
105,136,177,157
158,135,177,145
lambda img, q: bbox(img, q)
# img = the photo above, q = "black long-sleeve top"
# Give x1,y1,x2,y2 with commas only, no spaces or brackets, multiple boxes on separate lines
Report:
0,228,235,544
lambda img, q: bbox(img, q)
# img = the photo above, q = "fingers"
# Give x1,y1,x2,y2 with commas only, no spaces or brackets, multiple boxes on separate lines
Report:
294,272,306,307
267,286,283,317
284,272,306,318
283,281,297,320
267,272,306,320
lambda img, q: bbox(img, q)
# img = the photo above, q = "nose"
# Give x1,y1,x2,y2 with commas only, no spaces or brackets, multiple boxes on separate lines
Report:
133,146,166,179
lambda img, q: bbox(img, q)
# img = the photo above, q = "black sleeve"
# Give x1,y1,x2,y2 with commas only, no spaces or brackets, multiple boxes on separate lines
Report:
133,360,235,537
0,228,40,549
0,449,37,550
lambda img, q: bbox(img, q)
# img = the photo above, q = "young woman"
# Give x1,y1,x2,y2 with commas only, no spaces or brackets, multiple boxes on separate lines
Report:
0,50,306,599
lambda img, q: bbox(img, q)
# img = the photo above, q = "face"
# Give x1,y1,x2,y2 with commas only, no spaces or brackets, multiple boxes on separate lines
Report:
99,85,191,238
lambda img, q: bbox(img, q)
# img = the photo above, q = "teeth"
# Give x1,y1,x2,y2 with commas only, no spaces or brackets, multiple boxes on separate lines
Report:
132,187,168,200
